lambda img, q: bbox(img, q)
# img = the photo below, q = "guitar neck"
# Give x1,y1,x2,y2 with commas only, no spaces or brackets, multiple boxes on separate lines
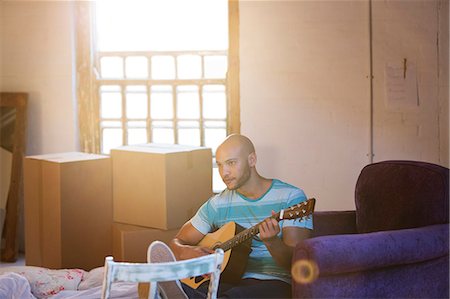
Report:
218,216,280,252
216,198,315,252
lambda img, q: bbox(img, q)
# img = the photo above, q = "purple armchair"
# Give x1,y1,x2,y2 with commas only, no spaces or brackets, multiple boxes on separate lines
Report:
292,160,449,298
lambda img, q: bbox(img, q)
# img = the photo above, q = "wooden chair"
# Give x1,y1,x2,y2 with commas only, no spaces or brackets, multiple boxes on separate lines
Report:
101,241,224,299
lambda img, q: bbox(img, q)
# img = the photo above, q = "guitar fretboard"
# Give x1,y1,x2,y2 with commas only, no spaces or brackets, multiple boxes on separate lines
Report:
218,225,261,252
214,198,315,252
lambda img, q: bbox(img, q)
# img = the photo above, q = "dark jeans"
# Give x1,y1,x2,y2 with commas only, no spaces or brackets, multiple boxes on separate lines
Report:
182,278,291,299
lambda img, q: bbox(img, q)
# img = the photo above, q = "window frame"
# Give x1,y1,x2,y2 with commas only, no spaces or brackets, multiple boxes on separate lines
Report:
95,50,229,154
75,0,240,153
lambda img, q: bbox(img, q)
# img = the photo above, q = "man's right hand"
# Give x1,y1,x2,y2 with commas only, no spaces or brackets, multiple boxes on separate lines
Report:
169,221,212,260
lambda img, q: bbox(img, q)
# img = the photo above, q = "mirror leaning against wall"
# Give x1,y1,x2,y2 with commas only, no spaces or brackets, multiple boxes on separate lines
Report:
0,92,27,262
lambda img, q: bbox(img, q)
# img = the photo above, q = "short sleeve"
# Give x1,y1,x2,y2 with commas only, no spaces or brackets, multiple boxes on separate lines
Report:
282,188,313,230
190,198,216,235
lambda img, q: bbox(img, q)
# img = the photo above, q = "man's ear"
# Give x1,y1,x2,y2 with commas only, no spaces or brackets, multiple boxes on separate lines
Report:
248,152,257,167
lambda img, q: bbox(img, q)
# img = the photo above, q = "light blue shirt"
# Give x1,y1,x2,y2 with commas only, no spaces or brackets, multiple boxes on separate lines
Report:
190,179,313,283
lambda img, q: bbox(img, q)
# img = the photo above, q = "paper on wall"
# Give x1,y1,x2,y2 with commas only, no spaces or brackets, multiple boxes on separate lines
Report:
384,60,419,110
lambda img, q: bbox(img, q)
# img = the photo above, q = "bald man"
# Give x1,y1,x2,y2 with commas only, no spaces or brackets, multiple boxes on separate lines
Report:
168,134,312,298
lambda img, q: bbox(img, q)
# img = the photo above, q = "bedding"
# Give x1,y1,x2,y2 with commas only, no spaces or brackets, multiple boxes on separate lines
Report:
0,272,35,299
0,266,139,299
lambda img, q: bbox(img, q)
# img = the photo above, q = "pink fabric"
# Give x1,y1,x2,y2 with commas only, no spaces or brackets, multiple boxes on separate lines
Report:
0,266,85,298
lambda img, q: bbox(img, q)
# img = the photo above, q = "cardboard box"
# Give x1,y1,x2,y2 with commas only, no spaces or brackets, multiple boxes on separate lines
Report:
111,144,212,229
113,222,179,262
24,152,112,270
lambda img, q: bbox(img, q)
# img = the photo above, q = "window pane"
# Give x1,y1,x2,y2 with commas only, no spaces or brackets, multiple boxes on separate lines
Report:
205,128,227,154
151,56,175,79
152,128,174,144
178,121,200,146
127,85,146,92
152,121,174,144
152,120,173,128
126,90,148,118
177,55,202,79
101,90,122,118
101,85,121,92
178,120,199,128
177,86,199,118
204,120,226,128
128,121,146,128
151,85,173,119
100,57,123,78
204,55,227,78
102,128,123,154
128,128,147,145
101,120,121,128
213,167,226,192
203,85,227,119
178,128,200,146
125,56,148,78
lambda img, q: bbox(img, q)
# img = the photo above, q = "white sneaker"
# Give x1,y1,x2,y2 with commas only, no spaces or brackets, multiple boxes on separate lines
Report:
148,241,189,299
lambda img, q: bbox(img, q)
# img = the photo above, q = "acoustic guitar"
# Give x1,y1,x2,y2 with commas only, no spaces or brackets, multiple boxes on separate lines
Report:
182,197,316,289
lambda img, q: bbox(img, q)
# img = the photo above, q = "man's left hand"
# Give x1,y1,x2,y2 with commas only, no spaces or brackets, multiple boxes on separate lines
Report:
259,211,280,241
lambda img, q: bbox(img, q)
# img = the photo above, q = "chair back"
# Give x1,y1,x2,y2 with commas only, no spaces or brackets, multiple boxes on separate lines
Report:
101,247,224,299
355,160,449,233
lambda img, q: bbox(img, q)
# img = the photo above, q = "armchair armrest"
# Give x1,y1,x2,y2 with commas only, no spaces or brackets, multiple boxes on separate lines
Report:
294,224,449,276
312,211,357,237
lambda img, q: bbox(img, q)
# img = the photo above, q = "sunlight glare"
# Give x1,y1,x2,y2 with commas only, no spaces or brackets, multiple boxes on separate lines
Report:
96,0,228,51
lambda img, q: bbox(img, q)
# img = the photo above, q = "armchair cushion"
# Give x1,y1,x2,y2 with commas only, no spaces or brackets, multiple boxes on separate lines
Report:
355,161,449,233
294,224,448,276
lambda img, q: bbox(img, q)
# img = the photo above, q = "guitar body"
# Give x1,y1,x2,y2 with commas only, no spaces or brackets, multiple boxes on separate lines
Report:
181,222,251,289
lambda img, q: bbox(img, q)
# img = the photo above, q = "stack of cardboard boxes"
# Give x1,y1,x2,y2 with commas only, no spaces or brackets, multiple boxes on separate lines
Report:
111,144,212,263
23,144,212,269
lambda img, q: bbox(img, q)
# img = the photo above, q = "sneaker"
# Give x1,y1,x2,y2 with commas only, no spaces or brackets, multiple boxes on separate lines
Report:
148,241,189,299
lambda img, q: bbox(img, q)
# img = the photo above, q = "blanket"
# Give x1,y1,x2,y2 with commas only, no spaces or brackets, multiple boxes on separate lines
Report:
0,266,139,299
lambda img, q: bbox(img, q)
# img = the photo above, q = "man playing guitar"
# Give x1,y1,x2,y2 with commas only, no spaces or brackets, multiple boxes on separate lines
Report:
169,134,313,298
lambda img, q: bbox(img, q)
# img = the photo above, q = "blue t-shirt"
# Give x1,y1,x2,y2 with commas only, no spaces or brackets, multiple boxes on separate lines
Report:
190,179,313,283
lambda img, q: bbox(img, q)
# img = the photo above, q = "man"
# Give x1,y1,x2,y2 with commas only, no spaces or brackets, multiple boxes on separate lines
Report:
169,134,312,298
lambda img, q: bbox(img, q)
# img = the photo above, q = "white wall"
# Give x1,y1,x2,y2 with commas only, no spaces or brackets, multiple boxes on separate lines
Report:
240,1,371,211
1,1,78,155
372,0,449,165
240,0,448,211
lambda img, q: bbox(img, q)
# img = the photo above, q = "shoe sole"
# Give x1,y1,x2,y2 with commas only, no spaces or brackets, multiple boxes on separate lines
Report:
148,241,189,299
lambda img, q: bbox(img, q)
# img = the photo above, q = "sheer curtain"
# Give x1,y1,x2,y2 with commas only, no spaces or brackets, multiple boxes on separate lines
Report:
75,1,100,154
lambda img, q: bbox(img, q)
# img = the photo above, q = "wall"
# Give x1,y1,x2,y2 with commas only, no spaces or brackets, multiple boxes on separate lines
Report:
1,1,78,155
240,0,371,210
1,0,79,253
240,0,448,211
372,0,449,165
0,0,448,213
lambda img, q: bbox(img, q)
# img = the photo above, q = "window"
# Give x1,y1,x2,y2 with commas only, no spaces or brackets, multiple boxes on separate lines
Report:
96,53,228,154
78,0,240,191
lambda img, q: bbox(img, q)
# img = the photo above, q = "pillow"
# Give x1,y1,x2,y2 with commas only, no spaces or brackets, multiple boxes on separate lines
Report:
78,266,104,290
0,266,86,299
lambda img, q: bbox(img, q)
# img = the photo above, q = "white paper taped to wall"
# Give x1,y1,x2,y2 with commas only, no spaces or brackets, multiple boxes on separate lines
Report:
384,60,419,110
